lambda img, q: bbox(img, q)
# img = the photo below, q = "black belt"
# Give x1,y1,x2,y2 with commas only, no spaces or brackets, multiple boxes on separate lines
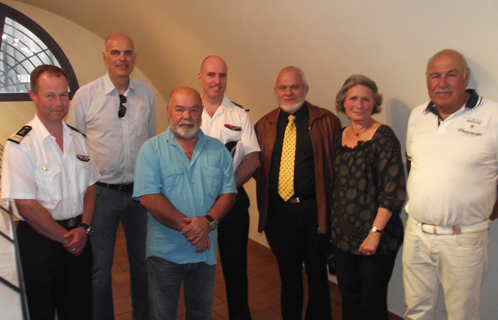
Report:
56,215,82,229
276,195,315,204
96,181,134,192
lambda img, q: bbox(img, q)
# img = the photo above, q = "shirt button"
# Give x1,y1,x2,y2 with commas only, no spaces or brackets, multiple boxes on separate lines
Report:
204,167,207,171
192,181,195,184
180,170,183,173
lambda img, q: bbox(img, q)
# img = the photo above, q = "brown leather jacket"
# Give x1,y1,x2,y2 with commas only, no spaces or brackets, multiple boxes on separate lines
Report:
254,102,342,233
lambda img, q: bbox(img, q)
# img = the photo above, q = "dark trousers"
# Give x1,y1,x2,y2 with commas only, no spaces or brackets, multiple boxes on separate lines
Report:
217,186,252,320
17,221,93,320
265,199,332,320
333,246,398,320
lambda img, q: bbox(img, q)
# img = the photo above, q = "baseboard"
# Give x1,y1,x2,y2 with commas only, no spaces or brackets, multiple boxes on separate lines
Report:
247,238,403,320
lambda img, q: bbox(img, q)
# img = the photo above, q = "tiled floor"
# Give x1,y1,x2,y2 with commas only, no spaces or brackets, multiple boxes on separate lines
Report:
111,224,340,320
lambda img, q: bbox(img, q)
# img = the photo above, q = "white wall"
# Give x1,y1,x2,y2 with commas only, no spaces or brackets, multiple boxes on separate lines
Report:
2,1,498,318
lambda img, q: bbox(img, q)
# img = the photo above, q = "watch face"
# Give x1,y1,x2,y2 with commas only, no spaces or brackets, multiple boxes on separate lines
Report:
210,221,218,230
372,226,382,233
87,227,94,236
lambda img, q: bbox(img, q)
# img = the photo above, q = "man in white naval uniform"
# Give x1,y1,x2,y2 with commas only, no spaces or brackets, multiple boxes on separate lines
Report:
198,55,260,320
1,65,100,319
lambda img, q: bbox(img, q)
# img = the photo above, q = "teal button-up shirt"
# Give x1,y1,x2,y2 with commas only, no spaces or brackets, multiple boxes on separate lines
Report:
133,128,235,265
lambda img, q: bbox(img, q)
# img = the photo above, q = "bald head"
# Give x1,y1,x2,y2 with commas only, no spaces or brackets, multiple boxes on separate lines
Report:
169,87,202,106
274,66,309,114
426,49,470,115
427,49,468,77
102,33,136,85
168,87,203,141
103,33,135,53
198,55,227,103
200,55,227,71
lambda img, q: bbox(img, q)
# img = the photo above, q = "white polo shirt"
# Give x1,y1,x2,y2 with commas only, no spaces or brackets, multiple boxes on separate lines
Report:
201,95,260,171
1,115,101,220
405,90,498,226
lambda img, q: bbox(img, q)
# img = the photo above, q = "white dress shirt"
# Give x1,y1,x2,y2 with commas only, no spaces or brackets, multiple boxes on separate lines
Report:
67,73,156,184
1,115,101,220
201,95,260,171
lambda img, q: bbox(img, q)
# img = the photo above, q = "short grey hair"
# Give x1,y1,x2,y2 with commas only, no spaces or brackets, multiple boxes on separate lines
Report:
427,49,469,78
335,74,383,115
274,66,308,87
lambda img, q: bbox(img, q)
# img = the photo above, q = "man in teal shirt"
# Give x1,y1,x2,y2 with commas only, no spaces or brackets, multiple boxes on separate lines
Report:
133,87,236,320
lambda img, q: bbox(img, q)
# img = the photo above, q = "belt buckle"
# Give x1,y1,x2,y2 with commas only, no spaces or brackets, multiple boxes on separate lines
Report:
452,227,462,234
67,218,78,228
420,223,435,234
288,197,300,204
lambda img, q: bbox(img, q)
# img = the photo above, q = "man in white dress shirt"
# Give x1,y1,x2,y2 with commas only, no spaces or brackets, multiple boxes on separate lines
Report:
67,33,155,320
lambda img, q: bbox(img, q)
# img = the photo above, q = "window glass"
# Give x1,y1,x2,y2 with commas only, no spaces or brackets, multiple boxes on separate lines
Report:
0,3,78,101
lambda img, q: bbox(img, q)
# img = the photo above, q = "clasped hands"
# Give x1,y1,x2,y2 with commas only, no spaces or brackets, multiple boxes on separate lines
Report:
62,227,87,256
181,216,212,253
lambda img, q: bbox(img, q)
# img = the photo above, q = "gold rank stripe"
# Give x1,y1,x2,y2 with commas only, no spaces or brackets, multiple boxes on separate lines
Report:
8,125,32,144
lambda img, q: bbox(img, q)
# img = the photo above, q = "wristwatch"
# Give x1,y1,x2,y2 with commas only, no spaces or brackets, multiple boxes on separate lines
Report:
371,226,383,234
204,215,219,231
78,223,94,236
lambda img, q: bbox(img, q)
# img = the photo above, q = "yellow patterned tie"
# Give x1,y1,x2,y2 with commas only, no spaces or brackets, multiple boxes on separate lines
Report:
278,115,296,202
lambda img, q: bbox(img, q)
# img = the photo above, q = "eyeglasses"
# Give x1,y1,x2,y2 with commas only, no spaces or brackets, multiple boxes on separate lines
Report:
118,94,127,118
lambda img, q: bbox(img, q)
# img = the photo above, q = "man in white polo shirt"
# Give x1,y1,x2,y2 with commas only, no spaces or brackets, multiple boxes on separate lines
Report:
403,49,498,320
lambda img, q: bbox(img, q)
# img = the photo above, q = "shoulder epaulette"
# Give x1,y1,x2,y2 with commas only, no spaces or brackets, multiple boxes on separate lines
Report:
231,101,250,112
8,126,32,144
67,124,86,137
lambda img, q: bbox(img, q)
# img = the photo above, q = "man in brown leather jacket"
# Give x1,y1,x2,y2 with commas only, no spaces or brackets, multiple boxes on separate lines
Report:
254,66,341,320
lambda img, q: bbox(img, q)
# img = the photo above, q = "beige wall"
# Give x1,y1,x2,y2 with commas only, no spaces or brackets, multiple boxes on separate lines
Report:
2,1,498,318
0,0,168,146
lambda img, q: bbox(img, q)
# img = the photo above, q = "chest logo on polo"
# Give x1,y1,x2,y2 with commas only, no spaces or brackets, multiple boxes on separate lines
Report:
458,117,483,137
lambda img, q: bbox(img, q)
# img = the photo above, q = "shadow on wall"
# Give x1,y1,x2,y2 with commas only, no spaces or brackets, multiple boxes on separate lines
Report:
386,98,411,154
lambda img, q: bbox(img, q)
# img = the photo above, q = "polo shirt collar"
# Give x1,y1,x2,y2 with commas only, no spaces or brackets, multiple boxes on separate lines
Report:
425,89,480,114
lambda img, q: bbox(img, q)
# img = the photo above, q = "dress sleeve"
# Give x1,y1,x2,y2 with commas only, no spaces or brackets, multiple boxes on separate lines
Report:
375,126,406,215
239,111,261,155
1,140,38,201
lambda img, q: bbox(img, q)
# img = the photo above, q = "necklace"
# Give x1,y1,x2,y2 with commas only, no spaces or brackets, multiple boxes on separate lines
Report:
352,119,374,136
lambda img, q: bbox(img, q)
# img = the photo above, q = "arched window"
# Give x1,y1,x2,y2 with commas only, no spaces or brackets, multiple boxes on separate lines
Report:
0,3,78,101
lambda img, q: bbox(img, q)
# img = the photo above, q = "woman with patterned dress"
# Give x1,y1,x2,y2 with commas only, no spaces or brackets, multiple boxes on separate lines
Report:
330,75,406,320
